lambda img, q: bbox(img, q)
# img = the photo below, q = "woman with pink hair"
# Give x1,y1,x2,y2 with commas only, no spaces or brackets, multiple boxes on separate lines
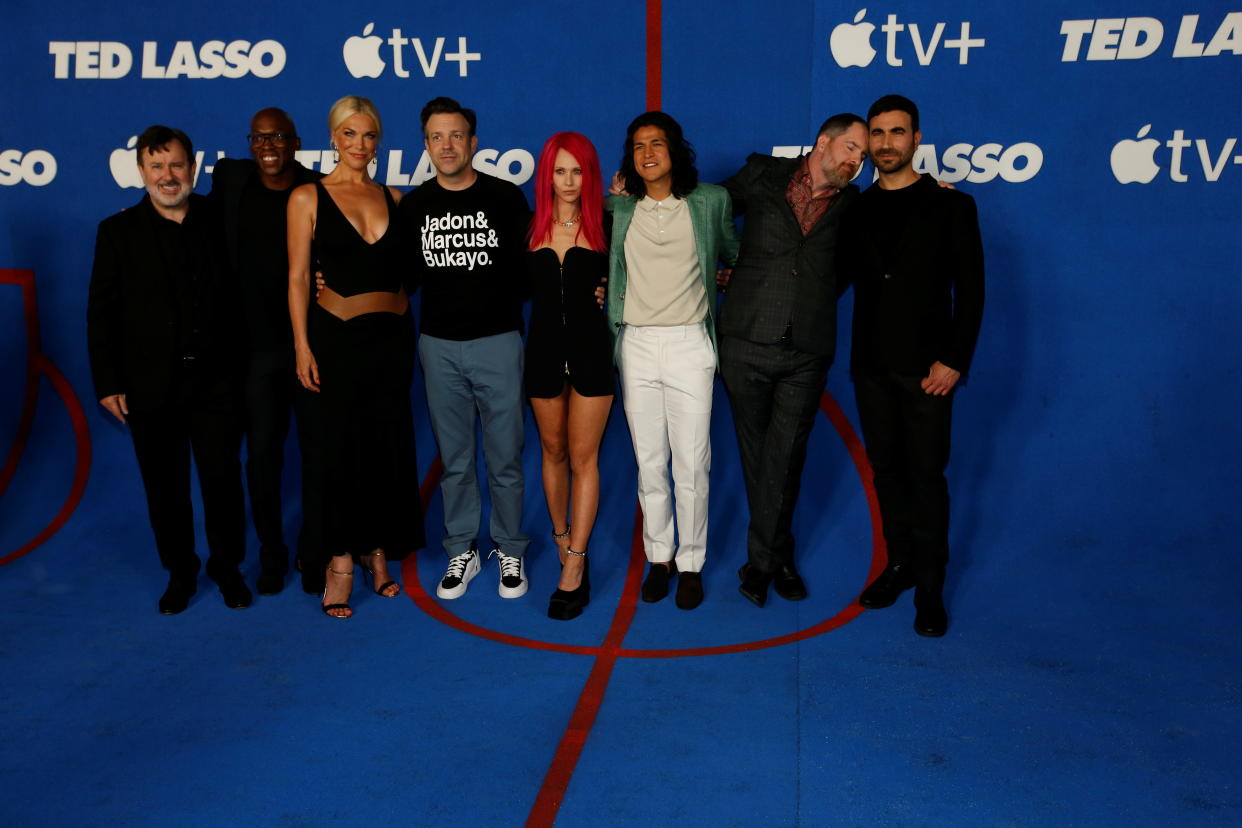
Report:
525,132,613,620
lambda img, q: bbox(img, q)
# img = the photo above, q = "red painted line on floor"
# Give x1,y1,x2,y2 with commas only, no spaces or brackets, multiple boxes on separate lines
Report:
818,390,888,584
406,388,884,825
525,507,646,827
406,390,885,656
0,270,42,498
646,0,662,111
1,270,92,566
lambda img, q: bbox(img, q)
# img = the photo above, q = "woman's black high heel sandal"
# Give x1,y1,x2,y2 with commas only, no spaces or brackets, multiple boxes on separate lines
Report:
360,551,400,597
547,548,590,620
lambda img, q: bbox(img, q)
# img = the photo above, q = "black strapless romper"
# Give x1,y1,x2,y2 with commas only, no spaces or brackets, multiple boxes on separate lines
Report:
308,181,424,561
525,246,615,398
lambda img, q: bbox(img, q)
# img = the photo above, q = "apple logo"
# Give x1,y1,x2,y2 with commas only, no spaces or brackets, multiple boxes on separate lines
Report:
109,136,143,189
343,23,385,78
830,9,877,68
1110,124,1161,184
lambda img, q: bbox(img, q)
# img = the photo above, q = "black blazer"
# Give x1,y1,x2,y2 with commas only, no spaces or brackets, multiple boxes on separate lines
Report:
209,157,322,273
842,174,985,377
86,194,240,412
208,157,322,355
719,153,858,359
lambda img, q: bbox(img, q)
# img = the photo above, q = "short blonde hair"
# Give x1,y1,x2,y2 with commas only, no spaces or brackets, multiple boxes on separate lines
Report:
327,95,382,141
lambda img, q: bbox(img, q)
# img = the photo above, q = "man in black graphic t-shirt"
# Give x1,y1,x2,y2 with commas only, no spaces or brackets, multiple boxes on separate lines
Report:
397,96,531,601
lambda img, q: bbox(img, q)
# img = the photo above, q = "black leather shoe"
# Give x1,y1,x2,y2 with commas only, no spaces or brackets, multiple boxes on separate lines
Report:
641,562,675,603
257,568,286,596
159,577,196,615
859,563,915,609
913,588,948,637
675,571,704,610
217,576,253,610
772,563,807,601
737,564,771,608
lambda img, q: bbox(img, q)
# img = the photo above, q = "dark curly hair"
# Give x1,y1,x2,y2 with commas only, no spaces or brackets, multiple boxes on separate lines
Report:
619,111,698,199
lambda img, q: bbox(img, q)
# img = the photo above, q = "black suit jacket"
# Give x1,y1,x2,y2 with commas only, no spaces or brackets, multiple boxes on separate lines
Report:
209,157,322,273
208,157,321,356
87,194,240,413
842,174,985,377
719,153,858,359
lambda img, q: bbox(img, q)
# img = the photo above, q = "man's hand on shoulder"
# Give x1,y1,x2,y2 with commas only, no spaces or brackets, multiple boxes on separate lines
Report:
921,362,960,396
99,394,128,424
608,172,628,197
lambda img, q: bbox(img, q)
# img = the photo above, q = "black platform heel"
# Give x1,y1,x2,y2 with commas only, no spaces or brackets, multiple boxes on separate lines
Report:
547,549,590,620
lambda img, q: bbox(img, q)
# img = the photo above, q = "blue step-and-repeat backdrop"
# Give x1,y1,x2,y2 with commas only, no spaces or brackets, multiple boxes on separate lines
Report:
1,1,1238,565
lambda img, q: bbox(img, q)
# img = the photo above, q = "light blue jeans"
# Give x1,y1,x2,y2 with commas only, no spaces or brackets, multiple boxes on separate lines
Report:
418,331,529,558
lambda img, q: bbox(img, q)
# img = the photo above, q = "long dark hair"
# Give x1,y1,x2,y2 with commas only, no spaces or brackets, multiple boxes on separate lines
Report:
619,111,698,199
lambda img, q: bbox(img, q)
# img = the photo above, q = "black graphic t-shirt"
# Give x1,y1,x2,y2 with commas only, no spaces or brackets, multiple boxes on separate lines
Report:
398,171,531,341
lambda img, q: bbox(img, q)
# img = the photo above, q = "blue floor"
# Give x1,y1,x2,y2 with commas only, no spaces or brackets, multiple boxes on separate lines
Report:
2,372,1239,827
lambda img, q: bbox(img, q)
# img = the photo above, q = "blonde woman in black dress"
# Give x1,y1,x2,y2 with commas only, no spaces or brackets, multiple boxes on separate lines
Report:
287,95,424,617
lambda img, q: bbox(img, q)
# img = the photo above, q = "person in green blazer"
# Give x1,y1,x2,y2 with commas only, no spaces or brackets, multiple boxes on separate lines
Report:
605,111,739,610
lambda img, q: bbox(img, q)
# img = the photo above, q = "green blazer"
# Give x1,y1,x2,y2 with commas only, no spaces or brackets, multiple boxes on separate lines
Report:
605,183,740,364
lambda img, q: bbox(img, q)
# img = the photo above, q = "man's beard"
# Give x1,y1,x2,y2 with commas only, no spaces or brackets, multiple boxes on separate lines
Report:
823,163,855,190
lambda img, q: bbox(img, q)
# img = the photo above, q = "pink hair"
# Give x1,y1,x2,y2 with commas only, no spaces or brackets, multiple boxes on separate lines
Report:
527,131,607,252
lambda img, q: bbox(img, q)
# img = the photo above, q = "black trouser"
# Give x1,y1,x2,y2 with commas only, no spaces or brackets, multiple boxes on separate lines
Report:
853,371,953,589
719,335,830,573
243,348,322,573
127,370,245,582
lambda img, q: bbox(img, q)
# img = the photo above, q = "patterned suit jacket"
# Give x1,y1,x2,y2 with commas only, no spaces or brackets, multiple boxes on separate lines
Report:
719,153,858,361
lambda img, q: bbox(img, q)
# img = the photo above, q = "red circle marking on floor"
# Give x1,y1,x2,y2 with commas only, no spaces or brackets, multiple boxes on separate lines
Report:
401,390,886,658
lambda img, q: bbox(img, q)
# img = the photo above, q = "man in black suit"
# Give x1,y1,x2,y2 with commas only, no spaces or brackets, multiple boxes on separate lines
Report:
88,125,250,614
719,113,868,608
209,107,323,596
845,95,985,637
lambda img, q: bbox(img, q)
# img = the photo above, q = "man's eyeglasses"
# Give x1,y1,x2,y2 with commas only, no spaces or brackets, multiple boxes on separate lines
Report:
247,133,295,146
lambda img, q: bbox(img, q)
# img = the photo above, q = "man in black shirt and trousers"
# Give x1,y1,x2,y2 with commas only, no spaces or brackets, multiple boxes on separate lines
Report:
719,114,868,608
844,95,985,637
88,125,250,614
210,107,324,595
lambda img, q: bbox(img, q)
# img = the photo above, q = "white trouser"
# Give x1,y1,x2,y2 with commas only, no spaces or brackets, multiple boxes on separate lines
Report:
618,322,714,572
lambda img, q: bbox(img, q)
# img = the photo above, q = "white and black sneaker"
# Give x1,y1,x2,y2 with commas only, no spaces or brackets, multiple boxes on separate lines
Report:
437,545,481,599
490,548,528,598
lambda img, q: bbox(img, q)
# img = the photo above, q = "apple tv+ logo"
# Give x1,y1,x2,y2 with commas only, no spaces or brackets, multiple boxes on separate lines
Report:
1110,125,1242,184
343,23,480,79
830,8,985,68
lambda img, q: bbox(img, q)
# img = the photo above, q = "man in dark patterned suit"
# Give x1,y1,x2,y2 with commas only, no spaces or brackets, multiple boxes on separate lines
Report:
719,114,868,608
